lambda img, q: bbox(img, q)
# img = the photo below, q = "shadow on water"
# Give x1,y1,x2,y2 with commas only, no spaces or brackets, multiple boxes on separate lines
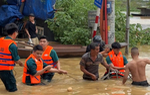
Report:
1,45,150,95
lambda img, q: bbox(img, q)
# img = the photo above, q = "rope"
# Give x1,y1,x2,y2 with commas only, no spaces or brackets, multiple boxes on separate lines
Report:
66,74,78,81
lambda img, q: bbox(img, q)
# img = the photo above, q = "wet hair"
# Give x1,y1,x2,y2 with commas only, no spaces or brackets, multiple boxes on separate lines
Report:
33,45,43,51
39,35,48,41
111,42,121,49
90,43,99,50
5,23,18,35
131,47,139,55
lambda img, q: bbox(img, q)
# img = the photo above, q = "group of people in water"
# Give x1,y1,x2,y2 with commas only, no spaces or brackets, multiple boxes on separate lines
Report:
0,22,150,92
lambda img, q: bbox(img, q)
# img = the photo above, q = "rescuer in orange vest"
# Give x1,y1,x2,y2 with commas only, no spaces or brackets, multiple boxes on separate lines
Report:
0,23,24,92
102,42,128,80
22,45,67,85
39,36,67,82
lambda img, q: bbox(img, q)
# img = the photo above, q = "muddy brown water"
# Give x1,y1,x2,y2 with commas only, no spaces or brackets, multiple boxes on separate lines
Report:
1,16,150,95
1,45,150,95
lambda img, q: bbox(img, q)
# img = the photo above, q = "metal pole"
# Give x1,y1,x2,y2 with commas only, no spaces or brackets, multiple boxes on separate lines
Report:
107,0,115,44
125,0,130,54
92,8,100,38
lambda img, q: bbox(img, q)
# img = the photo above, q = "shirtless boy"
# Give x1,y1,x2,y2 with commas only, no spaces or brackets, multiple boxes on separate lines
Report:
122,47,150,86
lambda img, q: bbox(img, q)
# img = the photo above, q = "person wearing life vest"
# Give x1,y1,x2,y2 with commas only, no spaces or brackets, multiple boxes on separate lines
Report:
0,23,24,92
39,36,67,82
22,45,67,85
103,42,128,80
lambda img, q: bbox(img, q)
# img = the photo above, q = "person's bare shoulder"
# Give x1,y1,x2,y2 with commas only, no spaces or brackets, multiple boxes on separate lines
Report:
143,58,150,64
127,60,135,66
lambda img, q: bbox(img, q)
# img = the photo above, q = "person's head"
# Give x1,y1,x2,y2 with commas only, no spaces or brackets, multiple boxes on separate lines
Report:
33,45,43,60
39,36,49,49
111,42,121,55
5,23,18,39
29,13,35,21
131,47,139,58
93,35,102,44
90,43,99,55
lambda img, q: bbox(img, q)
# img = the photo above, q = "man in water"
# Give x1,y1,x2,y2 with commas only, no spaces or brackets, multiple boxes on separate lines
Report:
0,23,23,92
39,36,62,82
80,43,123,81
123,47,150,86
22,45,67,85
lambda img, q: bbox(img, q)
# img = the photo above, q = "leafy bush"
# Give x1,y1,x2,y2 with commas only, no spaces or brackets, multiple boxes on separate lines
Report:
46,0,150,46
115,9,150,47
46,0,96,45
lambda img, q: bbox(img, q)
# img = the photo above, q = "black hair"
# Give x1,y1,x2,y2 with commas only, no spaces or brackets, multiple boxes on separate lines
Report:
131,47,138,51
33,45,43,51
131,47,139,55
111,42,121,49
90,43,99,50
131,47,138,52
39,35,47,41
5,23,18,35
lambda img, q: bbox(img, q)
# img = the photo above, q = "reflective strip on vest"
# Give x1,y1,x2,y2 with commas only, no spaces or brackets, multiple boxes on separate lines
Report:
22,54,43,84
0,37,16,70
108,50,124,72
42,46,57,68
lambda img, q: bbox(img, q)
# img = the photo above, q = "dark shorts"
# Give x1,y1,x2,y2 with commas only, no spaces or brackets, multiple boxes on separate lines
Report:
41,72,55,82
132,80,150,86
0,70,17,92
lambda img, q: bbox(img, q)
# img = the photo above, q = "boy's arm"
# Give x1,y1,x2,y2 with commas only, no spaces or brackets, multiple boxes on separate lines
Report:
34,65,52,76
110,63,125,70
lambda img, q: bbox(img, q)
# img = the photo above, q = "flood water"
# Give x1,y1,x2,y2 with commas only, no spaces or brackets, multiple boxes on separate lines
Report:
0,46,150,95
0,16,150,95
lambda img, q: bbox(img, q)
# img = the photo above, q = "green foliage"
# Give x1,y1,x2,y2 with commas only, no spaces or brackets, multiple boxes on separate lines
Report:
115,0,140,12
46,0,150,46
46,0,96,45
115,9,150,47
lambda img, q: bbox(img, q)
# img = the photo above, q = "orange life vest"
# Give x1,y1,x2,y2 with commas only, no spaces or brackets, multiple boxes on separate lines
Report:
41,46,57,68
108,50,124,77
0,37,17,70
22,54,43,84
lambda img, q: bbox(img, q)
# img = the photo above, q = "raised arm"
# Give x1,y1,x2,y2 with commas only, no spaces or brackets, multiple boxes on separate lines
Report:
122,65,130,84
99,46,110,57
145,58,150,64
